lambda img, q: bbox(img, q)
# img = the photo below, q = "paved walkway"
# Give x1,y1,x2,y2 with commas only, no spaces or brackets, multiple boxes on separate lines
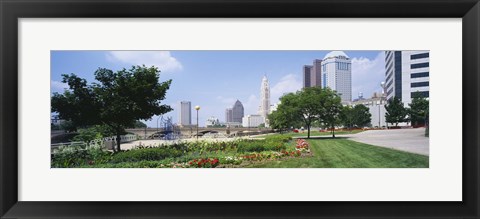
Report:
342,128,429,156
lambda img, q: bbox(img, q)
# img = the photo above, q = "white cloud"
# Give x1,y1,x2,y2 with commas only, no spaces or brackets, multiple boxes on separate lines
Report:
270,74,302,103
351,52,386,99
106,51,182,72
243,94,260,115
216,96,236,107
51,80,68,92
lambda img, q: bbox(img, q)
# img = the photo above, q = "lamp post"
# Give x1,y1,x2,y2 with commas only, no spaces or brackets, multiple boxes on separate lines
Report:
378,101,381,128
195,105,200,140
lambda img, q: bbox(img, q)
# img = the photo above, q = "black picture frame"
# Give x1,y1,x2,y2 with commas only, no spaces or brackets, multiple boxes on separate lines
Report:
1,0,479,218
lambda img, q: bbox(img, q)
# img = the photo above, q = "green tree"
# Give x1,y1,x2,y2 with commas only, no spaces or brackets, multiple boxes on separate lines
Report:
51,65,172,152
385,97,407,127
408,92,429,126
268,93,302,133
341,105,354,129
352,104,372,128
73,125,115,143
133,120,147,128
296,87,324,138
319,88,343,138
59,120,77,133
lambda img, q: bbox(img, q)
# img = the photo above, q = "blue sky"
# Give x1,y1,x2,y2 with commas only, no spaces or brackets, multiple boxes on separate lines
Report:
51,50,386,127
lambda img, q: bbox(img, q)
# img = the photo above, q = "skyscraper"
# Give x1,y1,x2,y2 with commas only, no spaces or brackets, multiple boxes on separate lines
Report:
321,51,352,102
225,108,233,123
231,100,244,123
179,101,191,126
259,75,270,124
384,51,429,106
303,65,312,88
311,59,322,87
303,59,322,88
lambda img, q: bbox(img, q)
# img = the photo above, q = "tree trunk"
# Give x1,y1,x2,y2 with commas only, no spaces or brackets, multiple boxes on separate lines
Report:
332,125,335,138
307,125,311,139
116,132,121,152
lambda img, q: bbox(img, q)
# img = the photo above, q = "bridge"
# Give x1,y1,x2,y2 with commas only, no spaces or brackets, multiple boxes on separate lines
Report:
125,127,272,139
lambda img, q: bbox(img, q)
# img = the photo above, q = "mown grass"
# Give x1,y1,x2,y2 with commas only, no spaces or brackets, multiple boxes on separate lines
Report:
246,138,429,168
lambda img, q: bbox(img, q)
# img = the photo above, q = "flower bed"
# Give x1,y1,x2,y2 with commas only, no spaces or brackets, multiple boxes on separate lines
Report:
295,139,310,153
188,158,220,168
56,136,312,168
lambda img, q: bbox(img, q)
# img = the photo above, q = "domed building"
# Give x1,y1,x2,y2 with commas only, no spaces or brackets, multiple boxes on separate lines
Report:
322,51,352,102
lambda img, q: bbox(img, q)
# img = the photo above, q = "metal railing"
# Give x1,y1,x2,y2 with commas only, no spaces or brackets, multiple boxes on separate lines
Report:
51,134,138,154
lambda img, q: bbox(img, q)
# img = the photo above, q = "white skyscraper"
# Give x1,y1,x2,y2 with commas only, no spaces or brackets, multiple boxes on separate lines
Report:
259,75,270,125
384,51,429,106
321,51,352,102
179,101,191,126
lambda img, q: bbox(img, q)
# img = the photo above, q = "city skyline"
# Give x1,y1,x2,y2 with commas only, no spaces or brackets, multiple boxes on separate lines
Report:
51,50,385,127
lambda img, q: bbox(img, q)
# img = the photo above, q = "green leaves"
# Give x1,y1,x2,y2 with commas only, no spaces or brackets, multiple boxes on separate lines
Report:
408,92,429,126
385,97,408,127
342,104,372,128
269,87,343,138
51,65,173,152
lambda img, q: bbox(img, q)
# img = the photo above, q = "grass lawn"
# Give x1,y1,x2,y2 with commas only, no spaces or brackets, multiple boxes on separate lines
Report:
246,138,429,168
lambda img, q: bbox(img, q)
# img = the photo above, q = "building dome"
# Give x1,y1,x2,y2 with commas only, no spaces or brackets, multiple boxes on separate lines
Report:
323,51,349,60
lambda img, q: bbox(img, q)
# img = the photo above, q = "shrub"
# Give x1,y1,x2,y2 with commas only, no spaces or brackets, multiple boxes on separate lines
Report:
84,159,177,168
236,140,286,153
51,143,111,168
73,125,117,143
110,147,183,163
51,146,89,168
264,135,292,143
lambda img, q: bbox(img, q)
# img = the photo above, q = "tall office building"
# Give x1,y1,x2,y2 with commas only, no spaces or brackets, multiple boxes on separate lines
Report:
321,51,352,102
225,108,233,123
232,100,244,123
178,101,192,126
303,65,312,88
384,51,430,106
259,75,271,125
303,59,322,88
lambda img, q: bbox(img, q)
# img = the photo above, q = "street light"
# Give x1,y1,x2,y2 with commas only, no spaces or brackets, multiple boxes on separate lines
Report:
195,105,200,140
378,101,381,128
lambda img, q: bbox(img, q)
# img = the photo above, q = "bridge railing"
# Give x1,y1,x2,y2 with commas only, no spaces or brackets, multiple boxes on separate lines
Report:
51,134,138,153
51,141,88,153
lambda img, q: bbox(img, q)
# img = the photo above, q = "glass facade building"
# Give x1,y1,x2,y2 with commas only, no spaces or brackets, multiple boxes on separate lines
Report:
321,51,352,102
384,51,430,106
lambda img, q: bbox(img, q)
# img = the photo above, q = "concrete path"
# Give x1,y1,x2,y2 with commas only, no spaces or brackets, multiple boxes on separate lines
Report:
343,128,429,156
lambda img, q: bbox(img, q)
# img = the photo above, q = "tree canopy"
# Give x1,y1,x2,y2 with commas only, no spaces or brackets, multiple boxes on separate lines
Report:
385,97,408,127
268,93,302,132
341,104,372,129
408,92,429,126
269,87,342,138
318,88,343,138
51,65,172,152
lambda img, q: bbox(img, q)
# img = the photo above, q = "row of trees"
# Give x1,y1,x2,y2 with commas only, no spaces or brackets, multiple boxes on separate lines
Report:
268,87,372,138
51,65,172,152
385,93,429,127
268,87,429,138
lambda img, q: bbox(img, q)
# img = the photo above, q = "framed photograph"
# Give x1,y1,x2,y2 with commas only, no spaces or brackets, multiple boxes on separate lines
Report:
1,0,479,218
